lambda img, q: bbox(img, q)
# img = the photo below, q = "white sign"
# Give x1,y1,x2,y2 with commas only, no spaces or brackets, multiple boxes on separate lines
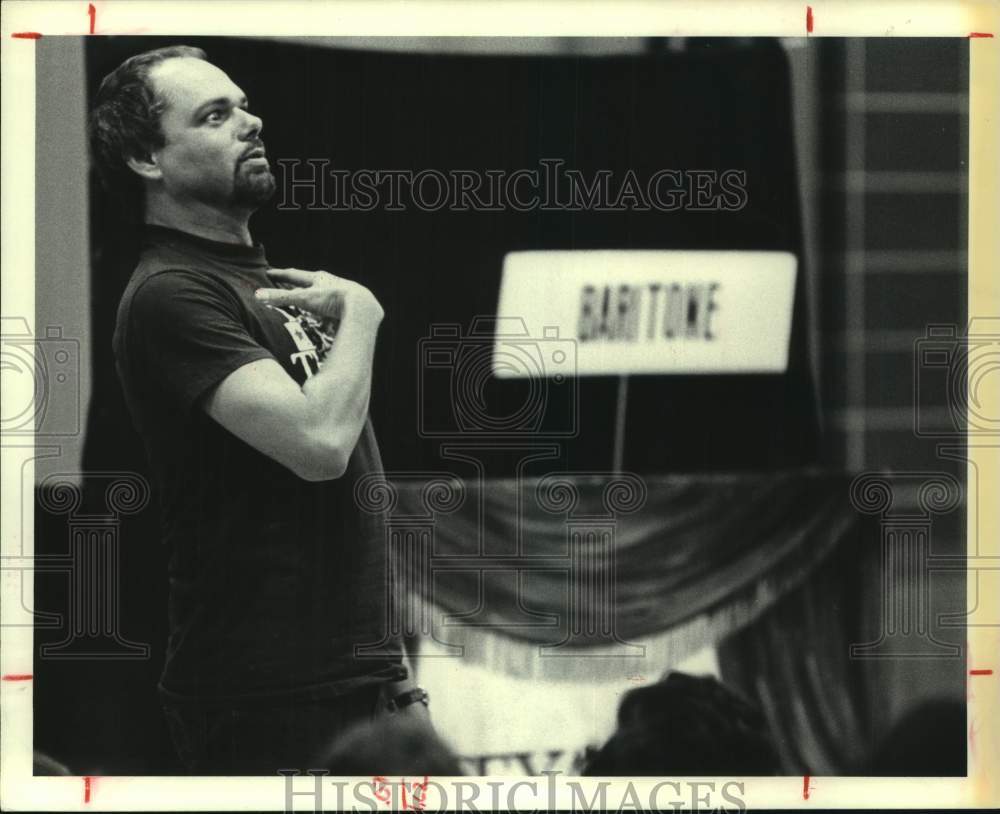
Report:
494,250,797,376
418,633,722,776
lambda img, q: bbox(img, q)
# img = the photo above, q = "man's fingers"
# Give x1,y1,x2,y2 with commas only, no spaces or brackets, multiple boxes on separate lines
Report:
266,267,316,287
255,287,305,307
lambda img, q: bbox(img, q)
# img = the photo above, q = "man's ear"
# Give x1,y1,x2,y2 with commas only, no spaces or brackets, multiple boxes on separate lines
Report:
125,150,163,182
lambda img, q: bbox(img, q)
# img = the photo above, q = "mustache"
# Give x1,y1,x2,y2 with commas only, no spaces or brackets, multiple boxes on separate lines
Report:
238,141,267,162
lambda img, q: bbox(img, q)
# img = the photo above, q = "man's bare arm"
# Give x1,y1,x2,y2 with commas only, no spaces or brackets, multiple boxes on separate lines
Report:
202,269,384,481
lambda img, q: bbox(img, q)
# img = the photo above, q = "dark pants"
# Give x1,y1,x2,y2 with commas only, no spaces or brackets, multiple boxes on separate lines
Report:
162,683,388,775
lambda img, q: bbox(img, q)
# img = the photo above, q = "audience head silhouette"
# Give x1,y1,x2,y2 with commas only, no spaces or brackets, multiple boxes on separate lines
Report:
317,713,463,775
583,671,781,776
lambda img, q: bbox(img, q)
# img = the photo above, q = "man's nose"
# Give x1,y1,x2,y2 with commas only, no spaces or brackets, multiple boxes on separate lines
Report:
238,108,264,140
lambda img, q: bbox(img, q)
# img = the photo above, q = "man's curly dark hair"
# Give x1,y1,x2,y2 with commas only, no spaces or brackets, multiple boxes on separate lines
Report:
88,45,207,216
583,671,782,776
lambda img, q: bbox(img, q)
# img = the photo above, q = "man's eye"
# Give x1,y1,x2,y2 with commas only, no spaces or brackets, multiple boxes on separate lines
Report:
204,110,225,123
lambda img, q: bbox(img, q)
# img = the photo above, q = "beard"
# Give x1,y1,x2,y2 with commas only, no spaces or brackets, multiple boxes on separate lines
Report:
232,161,276,208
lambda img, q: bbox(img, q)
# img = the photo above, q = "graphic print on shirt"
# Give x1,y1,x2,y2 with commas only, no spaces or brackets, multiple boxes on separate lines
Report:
264,303,336,380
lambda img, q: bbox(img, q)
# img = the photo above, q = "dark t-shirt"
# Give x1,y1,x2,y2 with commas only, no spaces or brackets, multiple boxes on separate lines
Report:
113,224,404,701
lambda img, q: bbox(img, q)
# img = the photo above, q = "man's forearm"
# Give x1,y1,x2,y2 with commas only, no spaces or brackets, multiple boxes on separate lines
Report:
252,268,385,480
298,307,380,479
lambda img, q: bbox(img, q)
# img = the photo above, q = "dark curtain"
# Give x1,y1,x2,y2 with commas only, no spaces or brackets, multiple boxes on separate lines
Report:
388,470,857,679
718,516,883,775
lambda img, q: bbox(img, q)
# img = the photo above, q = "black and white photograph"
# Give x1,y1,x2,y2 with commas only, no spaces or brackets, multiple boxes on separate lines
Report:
2,1,998,811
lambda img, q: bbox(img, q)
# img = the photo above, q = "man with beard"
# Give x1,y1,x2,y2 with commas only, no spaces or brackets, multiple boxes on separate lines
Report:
90,46,420,774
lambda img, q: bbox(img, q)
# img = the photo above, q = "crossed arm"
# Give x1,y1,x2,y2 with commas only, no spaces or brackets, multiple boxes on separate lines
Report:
201,268,385,482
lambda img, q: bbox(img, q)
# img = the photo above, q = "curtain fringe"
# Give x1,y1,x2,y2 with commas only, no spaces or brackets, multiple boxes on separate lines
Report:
419,511,855,683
